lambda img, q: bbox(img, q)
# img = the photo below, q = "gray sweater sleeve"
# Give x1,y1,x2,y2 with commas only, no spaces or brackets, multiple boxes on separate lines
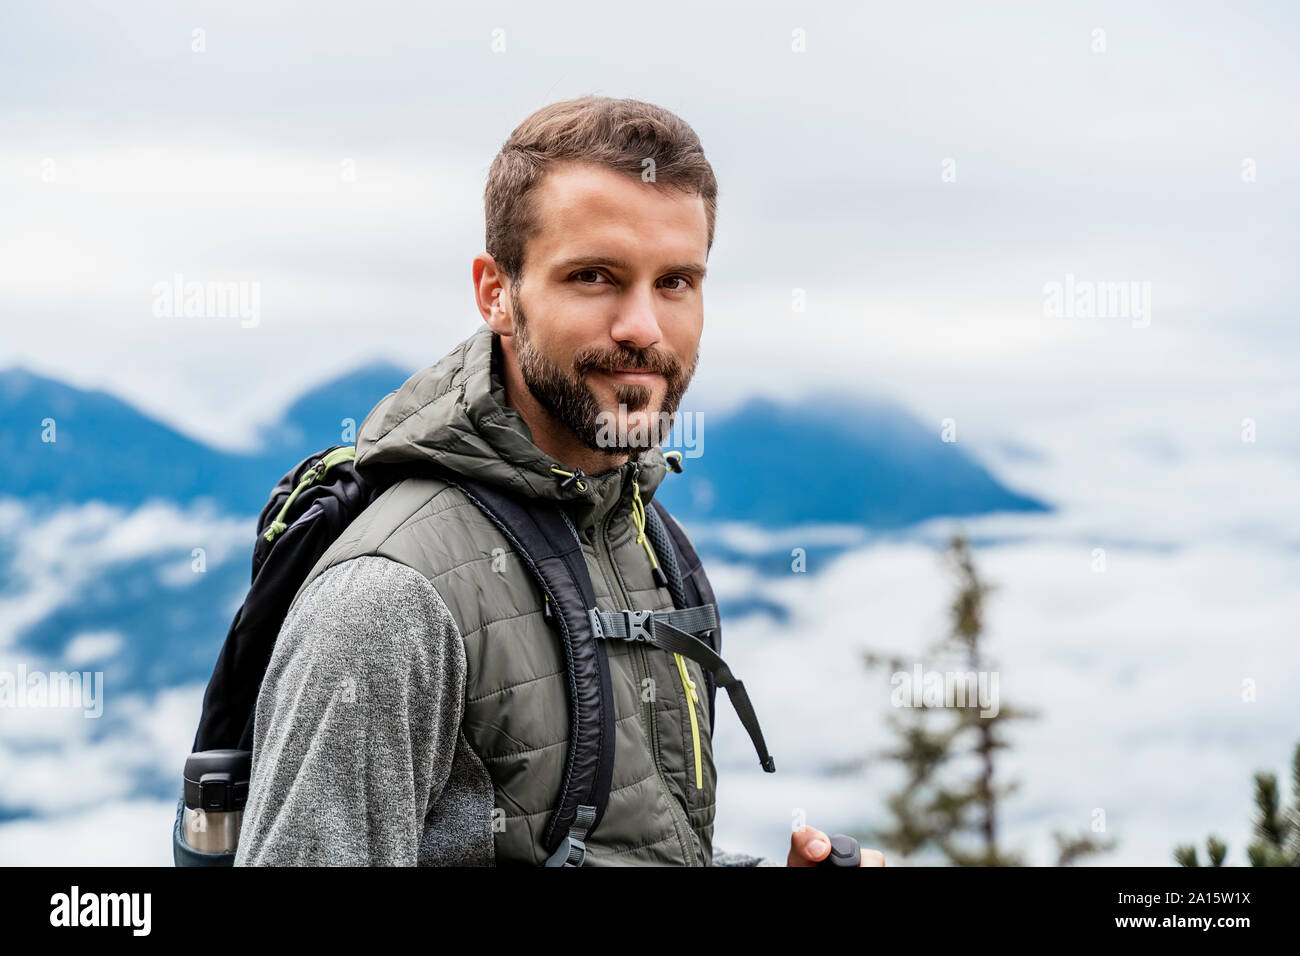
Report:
234,555,468,866
713,847,779,866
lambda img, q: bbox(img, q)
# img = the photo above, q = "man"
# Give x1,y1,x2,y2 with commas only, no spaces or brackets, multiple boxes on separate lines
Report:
234,95,885,867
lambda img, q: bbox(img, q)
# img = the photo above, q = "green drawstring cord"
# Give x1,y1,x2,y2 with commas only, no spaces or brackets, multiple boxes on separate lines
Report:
630,477,660,573
264,446,356,543
549,464,588,492
631,473,671,589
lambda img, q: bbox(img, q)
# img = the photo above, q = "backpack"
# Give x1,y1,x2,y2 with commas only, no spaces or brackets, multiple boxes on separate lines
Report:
173,444,775,867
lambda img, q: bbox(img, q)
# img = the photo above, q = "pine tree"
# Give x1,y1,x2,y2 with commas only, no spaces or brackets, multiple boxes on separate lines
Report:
1174,741,1300,866
1053,830,1119,867
862,533,1112,865
1173,836,1228,867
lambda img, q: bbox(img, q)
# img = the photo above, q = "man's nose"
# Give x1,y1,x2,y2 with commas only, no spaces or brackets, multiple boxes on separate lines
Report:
608,284,663,350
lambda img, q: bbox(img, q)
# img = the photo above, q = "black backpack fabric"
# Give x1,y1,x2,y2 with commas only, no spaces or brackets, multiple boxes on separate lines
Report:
192,445,372,753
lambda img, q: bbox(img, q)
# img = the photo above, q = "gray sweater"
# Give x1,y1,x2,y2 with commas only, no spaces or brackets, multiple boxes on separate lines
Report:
233,555,775,866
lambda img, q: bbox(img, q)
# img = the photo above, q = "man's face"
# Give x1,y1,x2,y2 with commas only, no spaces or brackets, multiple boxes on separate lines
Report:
504,161,706,455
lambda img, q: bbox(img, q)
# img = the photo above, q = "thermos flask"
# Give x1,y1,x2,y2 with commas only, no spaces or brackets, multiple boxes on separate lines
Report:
179,749,251,855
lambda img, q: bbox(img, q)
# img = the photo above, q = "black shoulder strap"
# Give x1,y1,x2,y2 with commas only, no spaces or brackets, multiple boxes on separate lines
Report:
645,499,720,732
442,477,614,868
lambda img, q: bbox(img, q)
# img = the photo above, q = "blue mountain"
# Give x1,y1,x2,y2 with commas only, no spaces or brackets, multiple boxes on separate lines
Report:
0,367,261,509
0,366,1047,525
0,364,411,515
651,393,1046,527
254,361,411,461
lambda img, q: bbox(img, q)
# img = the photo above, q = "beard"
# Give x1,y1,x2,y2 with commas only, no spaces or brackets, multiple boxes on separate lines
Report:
509,283,698,455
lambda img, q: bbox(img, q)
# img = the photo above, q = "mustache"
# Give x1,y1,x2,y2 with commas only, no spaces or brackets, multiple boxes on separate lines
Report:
572,346,682,378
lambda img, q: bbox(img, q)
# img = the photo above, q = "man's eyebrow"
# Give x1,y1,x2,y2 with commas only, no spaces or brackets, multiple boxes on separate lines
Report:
553,255,707,280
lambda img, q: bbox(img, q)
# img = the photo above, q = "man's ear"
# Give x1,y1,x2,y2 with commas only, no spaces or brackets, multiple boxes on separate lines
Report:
483,288,507,334
473,253,513,335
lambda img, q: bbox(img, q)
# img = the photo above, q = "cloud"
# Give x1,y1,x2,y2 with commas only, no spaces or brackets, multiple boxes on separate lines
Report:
0,682,204,817
63,631,124,665
2,1,1298,450
0,800,179,866
0,500,252,652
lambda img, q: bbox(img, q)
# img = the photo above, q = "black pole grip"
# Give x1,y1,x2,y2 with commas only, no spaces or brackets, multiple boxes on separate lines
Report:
815,833,862,868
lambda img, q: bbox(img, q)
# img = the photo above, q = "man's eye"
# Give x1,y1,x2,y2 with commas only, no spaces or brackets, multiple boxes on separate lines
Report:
573,269,605,284
662,275,692,291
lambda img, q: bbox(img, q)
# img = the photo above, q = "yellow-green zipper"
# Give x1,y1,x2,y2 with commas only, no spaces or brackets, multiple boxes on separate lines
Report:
675,653,703,789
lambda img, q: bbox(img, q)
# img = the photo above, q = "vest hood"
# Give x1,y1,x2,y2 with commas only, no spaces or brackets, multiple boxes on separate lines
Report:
354,324,672,530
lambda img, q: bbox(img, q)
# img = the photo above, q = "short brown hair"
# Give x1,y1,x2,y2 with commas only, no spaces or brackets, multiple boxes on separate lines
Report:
484,95,718,284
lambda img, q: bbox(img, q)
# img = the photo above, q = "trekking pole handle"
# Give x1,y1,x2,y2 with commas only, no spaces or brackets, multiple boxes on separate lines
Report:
815,833,862,868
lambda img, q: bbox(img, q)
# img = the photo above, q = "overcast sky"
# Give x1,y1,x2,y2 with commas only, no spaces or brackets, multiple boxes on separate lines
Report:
3,0,1297,459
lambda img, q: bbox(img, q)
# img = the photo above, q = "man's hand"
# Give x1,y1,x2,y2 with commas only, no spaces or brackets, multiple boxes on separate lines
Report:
787,825,886,867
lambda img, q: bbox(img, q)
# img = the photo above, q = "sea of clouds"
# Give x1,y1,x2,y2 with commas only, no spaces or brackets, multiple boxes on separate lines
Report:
3,404,1297,866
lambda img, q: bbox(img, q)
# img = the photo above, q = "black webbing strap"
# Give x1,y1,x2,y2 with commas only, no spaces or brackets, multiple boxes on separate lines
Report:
442,477,617,863
591,605,718,643
590,606,777,774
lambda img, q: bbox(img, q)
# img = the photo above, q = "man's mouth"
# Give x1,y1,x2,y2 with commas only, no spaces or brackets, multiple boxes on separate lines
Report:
596,368,663,386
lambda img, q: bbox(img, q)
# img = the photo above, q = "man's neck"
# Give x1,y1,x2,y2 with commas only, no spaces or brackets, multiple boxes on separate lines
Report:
495,334,631,478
